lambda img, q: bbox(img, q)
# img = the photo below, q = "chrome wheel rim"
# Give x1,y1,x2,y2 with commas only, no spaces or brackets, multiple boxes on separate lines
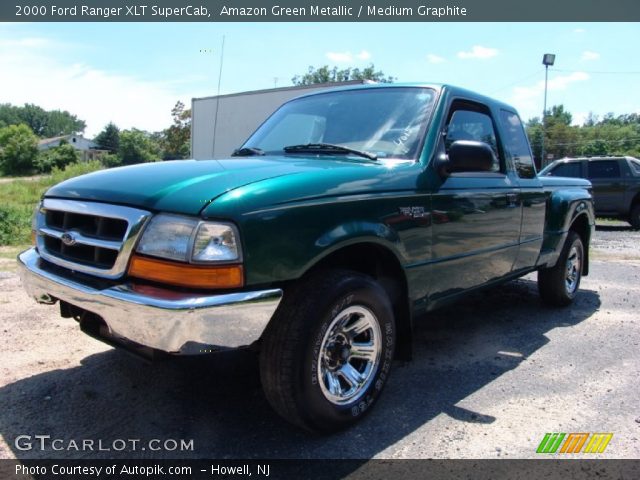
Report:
317,305,382,405
565,244,582,294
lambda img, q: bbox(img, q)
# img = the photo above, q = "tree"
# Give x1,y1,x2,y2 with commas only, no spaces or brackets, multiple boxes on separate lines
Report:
162,101,191,160
118,129,161,165
0,124,39,175
545,105,572,127
292,64,395,86
526,104,640,163
525,117,544,166
0,103,85,137
19,104,49,137
0,104,22,129
44,109,86,137
35,143,80,173
94,122,120,153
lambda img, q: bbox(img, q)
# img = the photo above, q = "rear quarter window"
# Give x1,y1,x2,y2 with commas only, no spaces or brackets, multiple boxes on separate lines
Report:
499,110,535,179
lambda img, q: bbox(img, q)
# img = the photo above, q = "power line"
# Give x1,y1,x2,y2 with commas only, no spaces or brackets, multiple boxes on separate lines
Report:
550,68,640,75
488,69,542,95
530,136,640,147
488,67,640,98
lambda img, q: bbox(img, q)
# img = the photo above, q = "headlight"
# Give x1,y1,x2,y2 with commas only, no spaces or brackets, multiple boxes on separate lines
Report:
136,214,241,263
192,223,240,262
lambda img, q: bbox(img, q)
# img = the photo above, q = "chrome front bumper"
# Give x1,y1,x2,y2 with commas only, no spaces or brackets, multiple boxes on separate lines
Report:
17,248,283,354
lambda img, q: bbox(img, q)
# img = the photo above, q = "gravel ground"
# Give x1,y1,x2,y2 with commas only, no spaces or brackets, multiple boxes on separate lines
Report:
0,223,638,460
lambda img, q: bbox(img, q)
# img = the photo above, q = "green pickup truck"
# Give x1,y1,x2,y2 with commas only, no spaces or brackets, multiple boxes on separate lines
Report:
18,83,595,432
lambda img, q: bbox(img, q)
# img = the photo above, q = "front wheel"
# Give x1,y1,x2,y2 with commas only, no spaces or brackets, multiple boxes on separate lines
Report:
538,231,584,307
259,269,396,433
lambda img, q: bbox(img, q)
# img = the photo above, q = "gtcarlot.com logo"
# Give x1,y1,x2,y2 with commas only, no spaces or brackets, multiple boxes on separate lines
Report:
14,435,194,452
536,432,613,454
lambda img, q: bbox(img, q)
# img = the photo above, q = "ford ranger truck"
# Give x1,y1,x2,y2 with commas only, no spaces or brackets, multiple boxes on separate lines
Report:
18,84,595,432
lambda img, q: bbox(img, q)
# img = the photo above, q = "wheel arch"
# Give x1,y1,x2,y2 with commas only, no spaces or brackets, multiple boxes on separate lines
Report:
542,190,595,270
302,241,413,361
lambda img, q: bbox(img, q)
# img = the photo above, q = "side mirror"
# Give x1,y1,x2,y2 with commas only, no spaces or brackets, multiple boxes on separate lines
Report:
447,140,496,173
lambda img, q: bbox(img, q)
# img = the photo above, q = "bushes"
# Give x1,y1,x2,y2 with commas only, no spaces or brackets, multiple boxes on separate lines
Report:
35,143,81,173
0,204,32,245
0,124,39,175
1,122,165,175
0,124,84,175
118,129,160,165
0,160,103,246
49,160,103,184
100,153,122,168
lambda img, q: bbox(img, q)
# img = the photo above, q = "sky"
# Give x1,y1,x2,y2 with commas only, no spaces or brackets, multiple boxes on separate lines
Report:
0,22,639,137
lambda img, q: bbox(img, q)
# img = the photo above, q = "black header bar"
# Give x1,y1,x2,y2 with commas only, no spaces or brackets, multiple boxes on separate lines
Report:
3,0,640,22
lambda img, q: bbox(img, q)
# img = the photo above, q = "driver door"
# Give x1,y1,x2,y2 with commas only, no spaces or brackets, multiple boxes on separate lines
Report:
430,100,521,300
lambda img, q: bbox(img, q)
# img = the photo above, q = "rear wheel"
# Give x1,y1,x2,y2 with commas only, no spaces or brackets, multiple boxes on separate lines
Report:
630,204,640,230
259,269,396,433
538,231,584,307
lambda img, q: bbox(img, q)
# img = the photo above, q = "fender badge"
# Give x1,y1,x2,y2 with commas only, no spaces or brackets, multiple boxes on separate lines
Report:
399,206,429,219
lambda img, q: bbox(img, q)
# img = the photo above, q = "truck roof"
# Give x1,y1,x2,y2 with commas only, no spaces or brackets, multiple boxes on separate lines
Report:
290,82,520,116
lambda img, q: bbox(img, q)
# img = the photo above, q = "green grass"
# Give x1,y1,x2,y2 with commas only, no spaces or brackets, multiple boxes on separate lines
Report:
0,161,103,246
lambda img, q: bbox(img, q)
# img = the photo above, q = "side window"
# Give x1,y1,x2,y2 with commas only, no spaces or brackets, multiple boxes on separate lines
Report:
588,161,620,179
630,159,640,176
445,109,500,172
549,162,583,178
499,110,535,179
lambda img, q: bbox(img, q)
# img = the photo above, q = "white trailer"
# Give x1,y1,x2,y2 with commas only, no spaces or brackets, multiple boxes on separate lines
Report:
190,81,369,159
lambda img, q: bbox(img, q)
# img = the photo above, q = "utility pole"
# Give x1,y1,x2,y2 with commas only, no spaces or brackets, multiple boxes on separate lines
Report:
541,53,556,168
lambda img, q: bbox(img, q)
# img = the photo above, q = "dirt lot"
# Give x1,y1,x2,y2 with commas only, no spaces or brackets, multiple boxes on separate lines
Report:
1,223,638,460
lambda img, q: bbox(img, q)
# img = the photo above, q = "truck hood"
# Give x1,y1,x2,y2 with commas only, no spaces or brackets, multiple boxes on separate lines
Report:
44,157,403,216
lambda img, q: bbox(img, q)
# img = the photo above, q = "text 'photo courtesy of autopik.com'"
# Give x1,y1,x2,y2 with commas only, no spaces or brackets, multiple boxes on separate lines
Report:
0,0,639,479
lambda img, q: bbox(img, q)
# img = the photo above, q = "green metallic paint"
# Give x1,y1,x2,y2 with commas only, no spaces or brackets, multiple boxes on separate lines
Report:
537,176,595,268
45,158,347,215
203,158,427,287
41,83,595,314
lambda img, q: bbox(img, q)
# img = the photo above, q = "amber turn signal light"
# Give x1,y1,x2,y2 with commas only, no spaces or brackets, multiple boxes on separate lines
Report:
128,254,244,289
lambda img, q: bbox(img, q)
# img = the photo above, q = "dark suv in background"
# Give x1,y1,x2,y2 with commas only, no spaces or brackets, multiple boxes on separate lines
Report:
541,156,640,229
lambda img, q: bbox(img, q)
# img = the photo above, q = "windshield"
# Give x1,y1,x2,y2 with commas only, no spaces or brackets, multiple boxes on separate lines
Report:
242,87,436,160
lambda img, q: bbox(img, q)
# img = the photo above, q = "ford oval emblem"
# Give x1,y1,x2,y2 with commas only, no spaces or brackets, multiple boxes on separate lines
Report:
61,232,77,246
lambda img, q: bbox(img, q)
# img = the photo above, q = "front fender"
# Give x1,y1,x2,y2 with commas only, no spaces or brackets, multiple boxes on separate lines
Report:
220,197,414,287
302,221,407,272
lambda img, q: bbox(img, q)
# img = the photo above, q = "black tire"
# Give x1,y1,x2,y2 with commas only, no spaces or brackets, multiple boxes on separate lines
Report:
630,204,640,230
538,231,584,307
259,269,396,433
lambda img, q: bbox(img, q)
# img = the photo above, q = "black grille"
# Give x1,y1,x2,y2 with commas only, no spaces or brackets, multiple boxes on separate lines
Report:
41,209,128,270
45,210,128,241
43,236,119,269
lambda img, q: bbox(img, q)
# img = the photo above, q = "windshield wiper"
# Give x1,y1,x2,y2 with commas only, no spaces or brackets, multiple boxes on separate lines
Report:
283,143,377,161
231,147,265,157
